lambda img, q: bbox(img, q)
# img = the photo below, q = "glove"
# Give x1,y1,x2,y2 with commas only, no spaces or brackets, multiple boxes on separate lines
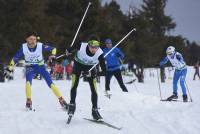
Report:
48,55,56,63
66,48,72,56
4,67,13,78
82,71,91,77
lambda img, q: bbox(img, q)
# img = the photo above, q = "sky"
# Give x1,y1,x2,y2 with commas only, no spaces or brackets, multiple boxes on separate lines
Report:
101,0,200,44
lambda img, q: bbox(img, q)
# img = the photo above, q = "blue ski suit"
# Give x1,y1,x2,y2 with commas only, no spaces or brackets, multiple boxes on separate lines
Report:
160,52,187,95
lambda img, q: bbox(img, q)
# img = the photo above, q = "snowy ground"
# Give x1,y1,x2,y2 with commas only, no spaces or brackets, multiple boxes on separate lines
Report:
0,67,199,134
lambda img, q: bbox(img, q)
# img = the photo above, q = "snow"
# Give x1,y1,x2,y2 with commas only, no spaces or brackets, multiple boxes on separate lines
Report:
0,67,200,134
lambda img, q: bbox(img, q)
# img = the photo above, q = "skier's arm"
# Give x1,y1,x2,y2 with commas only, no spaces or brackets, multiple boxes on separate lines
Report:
9,47,24,70
115,48,124,65
98,54,106,76
176,53,185,64
159,57,169,67
66,43,81,56
116,48,125,60
42,44,57,55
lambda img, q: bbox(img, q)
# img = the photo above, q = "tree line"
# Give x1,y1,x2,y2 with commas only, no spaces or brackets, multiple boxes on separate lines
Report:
0,0,199,66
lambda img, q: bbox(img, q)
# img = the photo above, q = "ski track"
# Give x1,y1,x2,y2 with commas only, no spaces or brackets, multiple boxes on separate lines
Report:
0,67,200,134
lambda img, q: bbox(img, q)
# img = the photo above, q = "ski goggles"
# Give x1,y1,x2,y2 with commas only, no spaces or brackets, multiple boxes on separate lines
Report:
88,40,100,48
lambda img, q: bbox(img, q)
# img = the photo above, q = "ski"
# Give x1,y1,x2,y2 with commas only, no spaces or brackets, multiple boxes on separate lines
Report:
160,99,190,102
83,118,122,130
67,115,73,124
160,99,178,102
125,79,136,84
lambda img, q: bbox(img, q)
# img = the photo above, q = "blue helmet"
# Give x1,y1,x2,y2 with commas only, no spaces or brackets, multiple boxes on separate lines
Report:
105,38,112,44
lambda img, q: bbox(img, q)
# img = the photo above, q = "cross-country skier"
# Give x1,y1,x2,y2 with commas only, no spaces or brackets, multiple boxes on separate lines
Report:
66,36,106,120
103,38,128,97
193,60,200,80
160,46,188,102
4,32,68,110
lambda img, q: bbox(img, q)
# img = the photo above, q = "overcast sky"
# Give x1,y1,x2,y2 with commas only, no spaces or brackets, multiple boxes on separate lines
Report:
101,0,200,43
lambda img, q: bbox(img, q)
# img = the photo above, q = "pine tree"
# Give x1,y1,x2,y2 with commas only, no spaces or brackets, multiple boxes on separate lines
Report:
127,0,176,82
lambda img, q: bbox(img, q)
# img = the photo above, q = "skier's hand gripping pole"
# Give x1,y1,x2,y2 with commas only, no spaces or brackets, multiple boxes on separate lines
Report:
88,28,136,72
56,2,92,59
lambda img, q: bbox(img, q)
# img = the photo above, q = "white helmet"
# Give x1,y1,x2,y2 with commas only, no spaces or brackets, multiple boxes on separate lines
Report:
166,46,175,55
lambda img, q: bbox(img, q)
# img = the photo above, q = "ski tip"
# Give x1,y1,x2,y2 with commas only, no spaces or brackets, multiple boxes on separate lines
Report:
160,99,173,101
160,99,172,101
83,118,122,130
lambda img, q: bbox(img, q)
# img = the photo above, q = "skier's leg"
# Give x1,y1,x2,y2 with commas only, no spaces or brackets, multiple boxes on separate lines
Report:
193,72,197,80
173,70,180,95
25,67,34,108
70,74,80,104
198,72,200,79
88,77,102,120
39,66,62,97
88,77,98,108
26,81,32,100
67,73,80,115
179,68,187,95
67,61,82,115
165,70,180,100
114,70,128,92
39,66,67,108
105,71,112,91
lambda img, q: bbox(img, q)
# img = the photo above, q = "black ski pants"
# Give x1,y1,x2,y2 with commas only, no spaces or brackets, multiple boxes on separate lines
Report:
105,69,128,92
70,61,98,108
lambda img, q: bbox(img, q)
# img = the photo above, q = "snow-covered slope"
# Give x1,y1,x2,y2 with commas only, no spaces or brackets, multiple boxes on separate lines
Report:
0,67,199,134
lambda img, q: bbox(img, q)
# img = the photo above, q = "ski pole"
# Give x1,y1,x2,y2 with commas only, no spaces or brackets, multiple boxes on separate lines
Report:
156,68,163,100
88,28,136,72
56,2,92,59
184,80,193,102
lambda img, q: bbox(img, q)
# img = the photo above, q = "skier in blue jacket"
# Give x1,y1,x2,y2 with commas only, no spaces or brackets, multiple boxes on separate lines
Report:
103,38,128,97
160,46,188,102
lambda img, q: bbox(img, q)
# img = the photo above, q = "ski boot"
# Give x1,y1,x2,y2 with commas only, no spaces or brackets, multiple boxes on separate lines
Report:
122,88,128,92
26,98,32,110
68,103,76,116
66,103,76,124
59,97,68,110
92,108,103,121
183,95,188,102
166,93,178,101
